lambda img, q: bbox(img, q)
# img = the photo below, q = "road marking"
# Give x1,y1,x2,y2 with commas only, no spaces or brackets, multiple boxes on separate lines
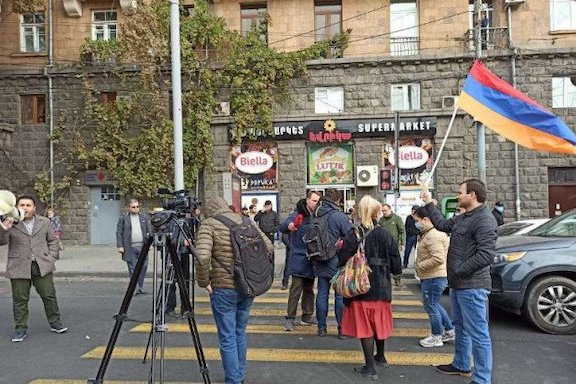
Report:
264,288,416,295
30,381,194,384
191,296,422,306
129,323,430,337
189,307,429,318
82,346,451,366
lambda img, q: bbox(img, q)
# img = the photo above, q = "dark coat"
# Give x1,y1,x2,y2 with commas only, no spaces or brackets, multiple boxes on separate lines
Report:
116,213,152,262
279,210,314,279
0,215,59,279
312,199,353,278
492,209,504,226
405,214,419,237
254,209,280,235
425,203,497,290
337,222,402,303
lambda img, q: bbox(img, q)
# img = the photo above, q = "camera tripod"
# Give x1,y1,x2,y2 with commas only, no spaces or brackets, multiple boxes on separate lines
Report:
88,215,210,384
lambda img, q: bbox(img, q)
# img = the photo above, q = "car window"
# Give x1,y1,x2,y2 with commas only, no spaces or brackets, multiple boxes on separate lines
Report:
529,211,576,238
497,223,529,236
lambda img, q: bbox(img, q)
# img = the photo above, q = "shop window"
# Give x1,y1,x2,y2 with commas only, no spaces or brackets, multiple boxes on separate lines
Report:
550,0,576,31
20,12,46,53
314,87,344,114
390,0,419,56
21,94,46,124
552,77,576,108
92,10,118,41
241,3,267,41
391,83,420,111
315,1,342,42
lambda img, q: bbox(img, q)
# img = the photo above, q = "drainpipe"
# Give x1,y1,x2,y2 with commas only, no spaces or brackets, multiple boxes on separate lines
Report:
45,0,55,205
507,5,521,220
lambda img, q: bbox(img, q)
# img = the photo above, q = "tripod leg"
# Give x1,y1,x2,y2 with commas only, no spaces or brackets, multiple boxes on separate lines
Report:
143,266,173,364
88,235,154,384
168,240,211,384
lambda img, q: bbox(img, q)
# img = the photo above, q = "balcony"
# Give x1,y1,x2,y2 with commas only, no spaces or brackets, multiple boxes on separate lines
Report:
390,36,420,56
465,27,509,51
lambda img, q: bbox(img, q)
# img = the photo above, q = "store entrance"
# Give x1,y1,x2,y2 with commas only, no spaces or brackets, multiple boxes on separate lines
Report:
306,186,356,213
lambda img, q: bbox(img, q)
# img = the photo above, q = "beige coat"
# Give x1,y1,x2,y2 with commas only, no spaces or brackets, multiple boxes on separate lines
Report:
195,196,273,290
0,215,59,279
415,226,449,280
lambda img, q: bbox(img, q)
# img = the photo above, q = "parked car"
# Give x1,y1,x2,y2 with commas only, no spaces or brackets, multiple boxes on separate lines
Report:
490,209,576,334
497,218,550,237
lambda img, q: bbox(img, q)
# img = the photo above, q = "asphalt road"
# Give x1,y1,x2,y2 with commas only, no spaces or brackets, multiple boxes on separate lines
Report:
0,277,574,384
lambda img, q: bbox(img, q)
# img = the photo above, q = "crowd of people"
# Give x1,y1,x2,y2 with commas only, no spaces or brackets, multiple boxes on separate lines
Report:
1,177,499,384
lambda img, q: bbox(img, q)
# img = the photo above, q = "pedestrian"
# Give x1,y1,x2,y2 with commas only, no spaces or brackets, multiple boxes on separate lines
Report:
412,207,455,348
378,203,405,286
116,199,152,295
254,200,280,244
241,206,250,217
195,196,274,384
279,191,321,331
1,195,68,342
45,206,64,250
248,204,258,221
491,201,504,226
337,195,402,380
403,205,420,268
313,188,353,338
421,178,497,384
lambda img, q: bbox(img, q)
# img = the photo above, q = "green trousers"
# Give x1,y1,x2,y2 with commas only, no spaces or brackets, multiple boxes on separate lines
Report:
11,261,62,331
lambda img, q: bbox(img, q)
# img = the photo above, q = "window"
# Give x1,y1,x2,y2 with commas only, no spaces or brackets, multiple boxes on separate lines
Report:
552,77,576,108
314,1,342,42
391,84,420,111
21,95,46,124
20,13,45,53
468,1,494,51
550,0,576,31
92,11,118,41
314,87,344,114
241,4,267,41
390,0,419,56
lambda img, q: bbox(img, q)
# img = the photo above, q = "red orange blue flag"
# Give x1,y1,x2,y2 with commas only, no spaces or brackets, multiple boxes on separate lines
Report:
458,60,576,154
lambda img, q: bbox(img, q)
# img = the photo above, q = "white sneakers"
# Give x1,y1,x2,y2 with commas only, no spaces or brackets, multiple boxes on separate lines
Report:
442,329,455,342
420,329,456,348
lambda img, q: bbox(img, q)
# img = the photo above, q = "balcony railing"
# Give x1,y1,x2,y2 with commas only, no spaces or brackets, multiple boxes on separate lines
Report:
466,27,509,51
390,36,420,56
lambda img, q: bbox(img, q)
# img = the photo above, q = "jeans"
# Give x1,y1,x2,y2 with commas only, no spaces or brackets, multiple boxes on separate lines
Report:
286,277,315,320
11,261,62,331
125,245,148,292
421,277,453,335
404,235,417,268
450,288,493,384
316,277,343,332
210,288,254,384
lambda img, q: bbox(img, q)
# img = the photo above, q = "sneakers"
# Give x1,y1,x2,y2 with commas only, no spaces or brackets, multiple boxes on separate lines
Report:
49,322,68,334
317,328,327,337
11,330,27,342
283,318,294,332
353,366,378,381
393,274,402,287
420,334,444,348
281,282,288,290
374,355,390,368
300,317,317,326
337,330,345,339
435,363,472,377
442,329,455,343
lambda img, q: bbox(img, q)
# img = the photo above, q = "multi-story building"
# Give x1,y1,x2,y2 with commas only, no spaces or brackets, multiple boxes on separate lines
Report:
1,0,575,245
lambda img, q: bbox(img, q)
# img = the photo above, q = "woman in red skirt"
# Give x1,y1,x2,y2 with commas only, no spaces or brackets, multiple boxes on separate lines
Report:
337,195,403,380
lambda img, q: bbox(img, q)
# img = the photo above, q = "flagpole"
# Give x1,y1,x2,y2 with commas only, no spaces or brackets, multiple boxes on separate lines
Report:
474,0,487,184
425,105,459,187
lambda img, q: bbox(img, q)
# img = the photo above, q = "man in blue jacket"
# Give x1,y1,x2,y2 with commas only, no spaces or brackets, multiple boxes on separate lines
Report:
422,179,496,384
313,189,353,338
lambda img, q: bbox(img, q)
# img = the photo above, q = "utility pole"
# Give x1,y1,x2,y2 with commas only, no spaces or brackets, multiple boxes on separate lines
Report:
170,0,185,191
474,0,487,184
393,111,400,212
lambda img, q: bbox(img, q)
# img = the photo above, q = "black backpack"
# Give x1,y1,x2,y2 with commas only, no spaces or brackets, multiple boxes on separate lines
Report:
303,210,337,261
214,214,274,297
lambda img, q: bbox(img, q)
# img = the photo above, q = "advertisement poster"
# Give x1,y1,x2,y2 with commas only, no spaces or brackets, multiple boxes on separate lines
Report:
381,138,435,190
241,193,279,215
230,142,278,190
308,144,354,185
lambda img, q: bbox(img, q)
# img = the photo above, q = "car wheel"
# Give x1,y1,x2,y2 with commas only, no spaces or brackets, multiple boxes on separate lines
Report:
524,276,576,335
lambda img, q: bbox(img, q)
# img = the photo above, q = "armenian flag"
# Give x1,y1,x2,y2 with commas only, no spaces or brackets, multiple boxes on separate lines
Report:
458,60,576,154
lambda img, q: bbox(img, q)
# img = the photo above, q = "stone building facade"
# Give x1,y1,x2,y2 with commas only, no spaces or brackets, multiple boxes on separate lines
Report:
1,0,576,244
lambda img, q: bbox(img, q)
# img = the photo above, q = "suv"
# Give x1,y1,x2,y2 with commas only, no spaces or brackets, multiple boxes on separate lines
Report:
491,209,576,334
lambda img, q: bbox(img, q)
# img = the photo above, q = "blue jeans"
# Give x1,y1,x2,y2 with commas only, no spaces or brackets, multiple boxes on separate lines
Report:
421,277,453,335
404,235,417,268
316,277,343,332
450,288,493,384
210,288,254,384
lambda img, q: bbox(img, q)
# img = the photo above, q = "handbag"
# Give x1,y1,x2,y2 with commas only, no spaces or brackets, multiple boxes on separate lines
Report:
331,228,372,298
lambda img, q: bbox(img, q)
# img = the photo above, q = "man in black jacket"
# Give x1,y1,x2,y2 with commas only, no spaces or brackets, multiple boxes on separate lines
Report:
254,200,280,243
491,201,504,226
403,205,420,268
421,179,496,384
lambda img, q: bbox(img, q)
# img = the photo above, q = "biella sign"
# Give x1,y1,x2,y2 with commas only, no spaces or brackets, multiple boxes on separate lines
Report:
235,151,273,174
387,146,429,169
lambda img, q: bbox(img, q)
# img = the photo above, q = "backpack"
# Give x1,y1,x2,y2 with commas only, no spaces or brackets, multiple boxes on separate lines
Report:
302,210,337,261
214,214,274,297
330,228,373,298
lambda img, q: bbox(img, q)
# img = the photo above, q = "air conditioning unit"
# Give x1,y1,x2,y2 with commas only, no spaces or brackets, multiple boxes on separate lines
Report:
442,96,459,109
214,101,231,116
505,0,525,5
356,165,379,187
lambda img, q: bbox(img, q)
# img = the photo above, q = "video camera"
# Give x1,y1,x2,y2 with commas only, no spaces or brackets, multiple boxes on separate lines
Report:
158,188,201,213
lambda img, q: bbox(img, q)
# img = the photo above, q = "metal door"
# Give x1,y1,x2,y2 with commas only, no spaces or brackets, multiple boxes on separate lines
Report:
90,186,121,245
548,185,576,217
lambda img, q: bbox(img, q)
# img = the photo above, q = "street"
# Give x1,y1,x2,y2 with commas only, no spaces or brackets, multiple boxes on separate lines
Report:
0,277,574,384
